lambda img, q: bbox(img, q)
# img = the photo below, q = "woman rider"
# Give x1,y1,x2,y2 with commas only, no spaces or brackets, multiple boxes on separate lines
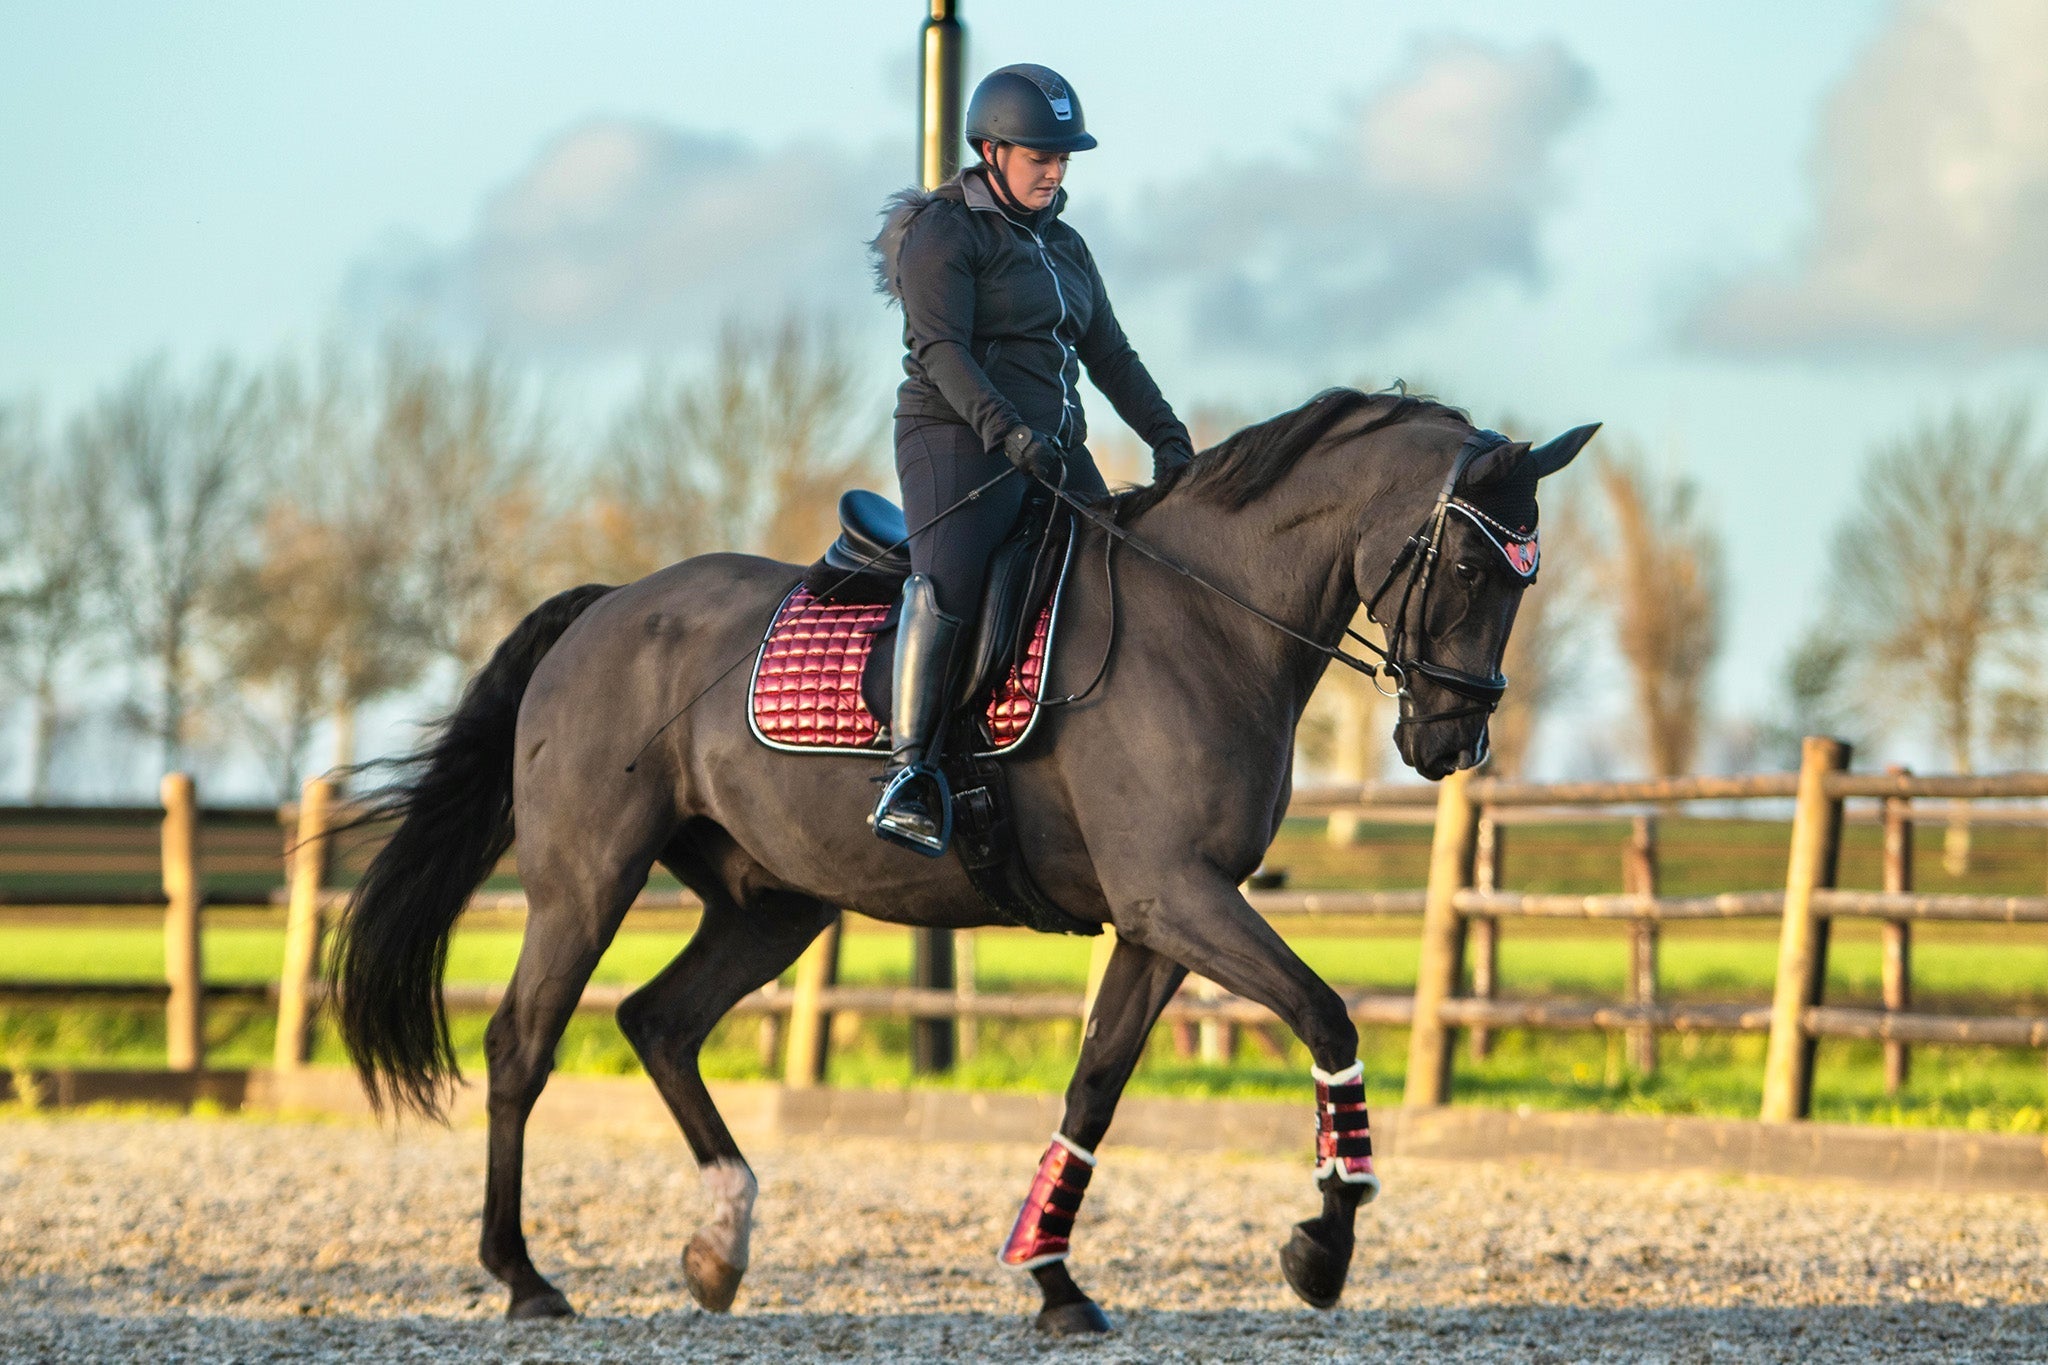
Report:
868,62,1195,853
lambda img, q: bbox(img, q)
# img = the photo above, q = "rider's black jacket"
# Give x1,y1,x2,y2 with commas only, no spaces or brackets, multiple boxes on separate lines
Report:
872,167,1192,465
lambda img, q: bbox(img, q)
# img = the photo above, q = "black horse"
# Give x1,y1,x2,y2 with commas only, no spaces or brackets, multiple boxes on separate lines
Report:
331,388,1593,1331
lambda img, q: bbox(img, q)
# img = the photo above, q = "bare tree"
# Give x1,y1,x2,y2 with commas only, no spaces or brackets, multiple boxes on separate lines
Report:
370,341,556,676
0,402,104,799
72,357,266,776
1595,452,1724,778
214,350,431,795
564,315,885,584
1757,627,1860,768
1829,401,2048,868
1487,486,1592,778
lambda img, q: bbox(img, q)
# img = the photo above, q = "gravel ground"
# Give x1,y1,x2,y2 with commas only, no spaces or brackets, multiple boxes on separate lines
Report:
3,1113,2047,1362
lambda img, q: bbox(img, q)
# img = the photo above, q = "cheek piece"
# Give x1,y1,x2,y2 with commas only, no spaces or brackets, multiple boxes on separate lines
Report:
998,1132,1097,1269
1312,1061,1381,1200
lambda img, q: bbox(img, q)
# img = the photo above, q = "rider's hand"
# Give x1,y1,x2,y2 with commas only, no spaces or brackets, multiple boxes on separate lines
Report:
1003,424,1064,484
1151,437,1195,482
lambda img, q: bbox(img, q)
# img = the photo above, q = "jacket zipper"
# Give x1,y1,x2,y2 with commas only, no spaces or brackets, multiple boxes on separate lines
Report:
1030,229,1075,444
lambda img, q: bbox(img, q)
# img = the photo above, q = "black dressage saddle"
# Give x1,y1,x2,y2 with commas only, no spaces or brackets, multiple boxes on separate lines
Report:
803,489,1067,730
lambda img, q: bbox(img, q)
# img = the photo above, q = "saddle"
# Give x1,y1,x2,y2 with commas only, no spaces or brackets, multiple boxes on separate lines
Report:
747,489,1095,936
752,490,1072,756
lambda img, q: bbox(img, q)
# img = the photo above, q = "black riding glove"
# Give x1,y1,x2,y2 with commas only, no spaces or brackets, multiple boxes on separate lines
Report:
1003,424,1064,484
1151,437,1196,482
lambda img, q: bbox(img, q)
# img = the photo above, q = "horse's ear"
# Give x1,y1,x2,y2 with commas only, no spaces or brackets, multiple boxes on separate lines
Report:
1458,439,1531,491
1529,423,1601,479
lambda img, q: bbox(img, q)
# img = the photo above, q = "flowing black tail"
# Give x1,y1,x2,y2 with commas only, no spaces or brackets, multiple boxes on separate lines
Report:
329,583,614,1120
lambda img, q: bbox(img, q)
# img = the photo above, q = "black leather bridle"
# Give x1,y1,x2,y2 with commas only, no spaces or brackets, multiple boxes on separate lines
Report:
1358,430,1525,729
1023,429,1530,733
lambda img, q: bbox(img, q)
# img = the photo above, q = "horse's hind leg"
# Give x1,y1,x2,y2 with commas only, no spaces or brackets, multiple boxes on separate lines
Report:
479,846,651,1320
614,865,835,1313
1002,935,1186,1335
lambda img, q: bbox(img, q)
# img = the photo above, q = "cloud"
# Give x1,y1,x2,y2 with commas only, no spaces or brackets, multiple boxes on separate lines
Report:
1685,0,2048,357
345,121,899,355
1098,39,1595,356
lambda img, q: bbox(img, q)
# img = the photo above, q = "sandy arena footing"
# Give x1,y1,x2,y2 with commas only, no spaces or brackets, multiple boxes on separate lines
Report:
4,1114,2047,1361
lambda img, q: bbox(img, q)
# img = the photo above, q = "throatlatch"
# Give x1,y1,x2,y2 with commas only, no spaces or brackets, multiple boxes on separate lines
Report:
1312,1061,1380,1201
998,1133,1096,1269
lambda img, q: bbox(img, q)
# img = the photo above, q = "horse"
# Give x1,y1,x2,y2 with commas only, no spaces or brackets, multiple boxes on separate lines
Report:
330,387,1594,1332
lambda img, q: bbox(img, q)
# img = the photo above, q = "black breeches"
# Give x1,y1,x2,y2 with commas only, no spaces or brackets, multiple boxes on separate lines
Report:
894,418,1106,621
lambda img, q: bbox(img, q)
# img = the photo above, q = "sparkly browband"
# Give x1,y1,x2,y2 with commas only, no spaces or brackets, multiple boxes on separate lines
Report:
1448,500,1539,580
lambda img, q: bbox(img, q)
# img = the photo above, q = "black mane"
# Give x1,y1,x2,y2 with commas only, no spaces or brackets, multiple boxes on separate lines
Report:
1113,387,1469,520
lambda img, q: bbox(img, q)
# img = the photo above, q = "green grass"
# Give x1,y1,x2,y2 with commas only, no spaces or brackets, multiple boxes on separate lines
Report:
6,816,2048,1131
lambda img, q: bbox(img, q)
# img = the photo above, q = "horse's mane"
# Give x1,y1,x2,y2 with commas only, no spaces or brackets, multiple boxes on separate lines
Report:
1113,386,1470,520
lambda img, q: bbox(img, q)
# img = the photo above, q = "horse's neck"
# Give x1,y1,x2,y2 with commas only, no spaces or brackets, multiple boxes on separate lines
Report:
1123,481,1372,717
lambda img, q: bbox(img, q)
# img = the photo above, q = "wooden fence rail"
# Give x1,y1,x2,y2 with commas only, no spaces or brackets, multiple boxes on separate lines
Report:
10,741,2048,1122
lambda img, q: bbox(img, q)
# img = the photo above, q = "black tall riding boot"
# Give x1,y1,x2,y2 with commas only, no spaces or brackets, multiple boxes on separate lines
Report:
870,574,965,856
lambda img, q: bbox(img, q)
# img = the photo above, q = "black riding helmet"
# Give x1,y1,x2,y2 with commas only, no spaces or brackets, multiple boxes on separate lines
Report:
964,64,1097,154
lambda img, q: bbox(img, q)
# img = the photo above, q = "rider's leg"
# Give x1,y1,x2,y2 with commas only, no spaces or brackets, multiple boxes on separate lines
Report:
873,420,1026,851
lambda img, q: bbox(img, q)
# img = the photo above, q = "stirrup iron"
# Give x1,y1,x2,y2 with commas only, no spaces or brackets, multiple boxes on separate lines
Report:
869,763,954,857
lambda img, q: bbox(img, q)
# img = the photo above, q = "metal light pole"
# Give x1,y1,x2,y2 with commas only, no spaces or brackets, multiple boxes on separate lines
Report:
910,0,964,1076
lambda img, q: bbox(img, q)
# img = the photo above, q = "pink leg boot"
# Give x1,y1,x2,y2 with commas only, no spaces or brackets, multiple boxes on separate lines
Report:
998,1133,1096,1270
1312,1061,1380,1200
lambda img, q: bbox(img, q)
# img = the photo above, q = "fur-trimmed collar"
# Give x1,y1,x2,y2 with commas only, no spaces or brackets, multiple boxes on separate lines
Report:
869,168,1068,303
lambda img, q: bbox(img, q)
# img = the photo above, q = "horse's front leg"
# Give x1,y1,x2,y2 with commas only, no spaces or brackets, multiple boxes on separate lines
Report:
998,934,1186,1335
1109,875,1380,1310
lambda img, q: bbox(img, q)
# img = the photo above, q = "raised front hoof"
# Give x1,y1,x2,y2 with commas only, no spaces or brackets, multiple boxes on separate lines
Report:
683,1231,745,1313
1035,1299,1112,1336
1280,1221,1353,1310
506,1286,576,1321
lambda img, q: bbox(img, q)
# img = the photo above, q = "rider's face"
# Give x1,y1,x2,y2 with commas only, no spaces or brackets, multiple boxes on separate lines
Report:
992,145,1069,209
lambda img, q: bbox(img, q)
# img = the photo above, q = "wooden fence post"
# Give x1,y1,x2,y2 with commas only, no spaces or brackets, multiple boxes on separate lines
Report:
1881,767,1913,1095
273,777,335,1070
1081,925,1118,1029
954,930,978,1063
1195,975,1236,1063
1625,815,1660,1076
1760,736,1851,1122
783,913,843,1088
1467,813,1500,1062
1405,768,1478,1108
161,773,204,1073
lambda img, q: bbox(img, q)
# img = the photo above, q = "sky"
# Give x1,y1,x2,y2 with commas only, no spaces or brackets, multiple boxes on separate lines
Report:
4,0,2048,790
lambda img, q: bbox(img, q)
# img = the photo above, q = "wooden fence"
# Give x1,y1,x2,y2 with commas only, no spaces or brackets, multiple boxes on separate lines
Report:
7,739,2048,1123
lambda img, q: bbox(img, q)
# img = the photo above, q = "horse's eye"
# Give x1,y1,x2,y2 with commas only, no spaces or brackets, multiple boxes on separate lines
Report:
1453,560,1481,584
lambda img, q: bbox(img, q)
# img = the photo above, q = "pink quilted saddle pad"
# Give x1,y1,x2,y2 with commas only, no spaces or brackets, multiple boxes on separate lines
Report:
749,587,1052,755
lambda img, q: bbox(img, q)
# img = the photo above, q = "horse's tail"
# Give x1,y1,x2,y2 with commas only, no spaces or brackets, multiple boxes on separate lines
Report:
329,582,614,1120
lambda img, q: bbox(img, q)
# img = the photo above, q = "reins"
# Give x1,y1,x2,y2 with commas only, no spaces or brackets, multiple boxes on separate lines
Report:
1020,430,1513,724
621,425,1513,774
622,466,1018,773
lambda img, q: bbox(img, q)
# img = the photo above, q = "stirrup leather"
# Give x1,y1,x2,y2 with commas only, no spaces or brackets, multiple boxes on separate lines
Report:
869,763,953,857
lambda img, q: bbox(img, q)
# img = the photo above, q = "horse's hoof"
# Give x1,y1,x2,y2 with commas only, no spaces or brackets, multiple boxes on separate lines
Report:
1280,1220,1352,1310
1035,1299,1112,1335
506,1286,576,1321
683,1231,744,1313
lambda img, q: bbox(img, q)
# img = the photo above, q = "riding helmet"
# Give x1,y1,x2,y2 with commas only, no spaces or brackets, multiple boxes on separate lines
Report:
964,64,1097,153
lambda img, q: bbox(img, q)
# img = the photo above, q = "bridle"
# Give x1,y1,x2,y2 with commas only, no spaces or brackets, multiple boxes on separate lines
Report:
1024,428,1534,733
1357,429,1531,729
